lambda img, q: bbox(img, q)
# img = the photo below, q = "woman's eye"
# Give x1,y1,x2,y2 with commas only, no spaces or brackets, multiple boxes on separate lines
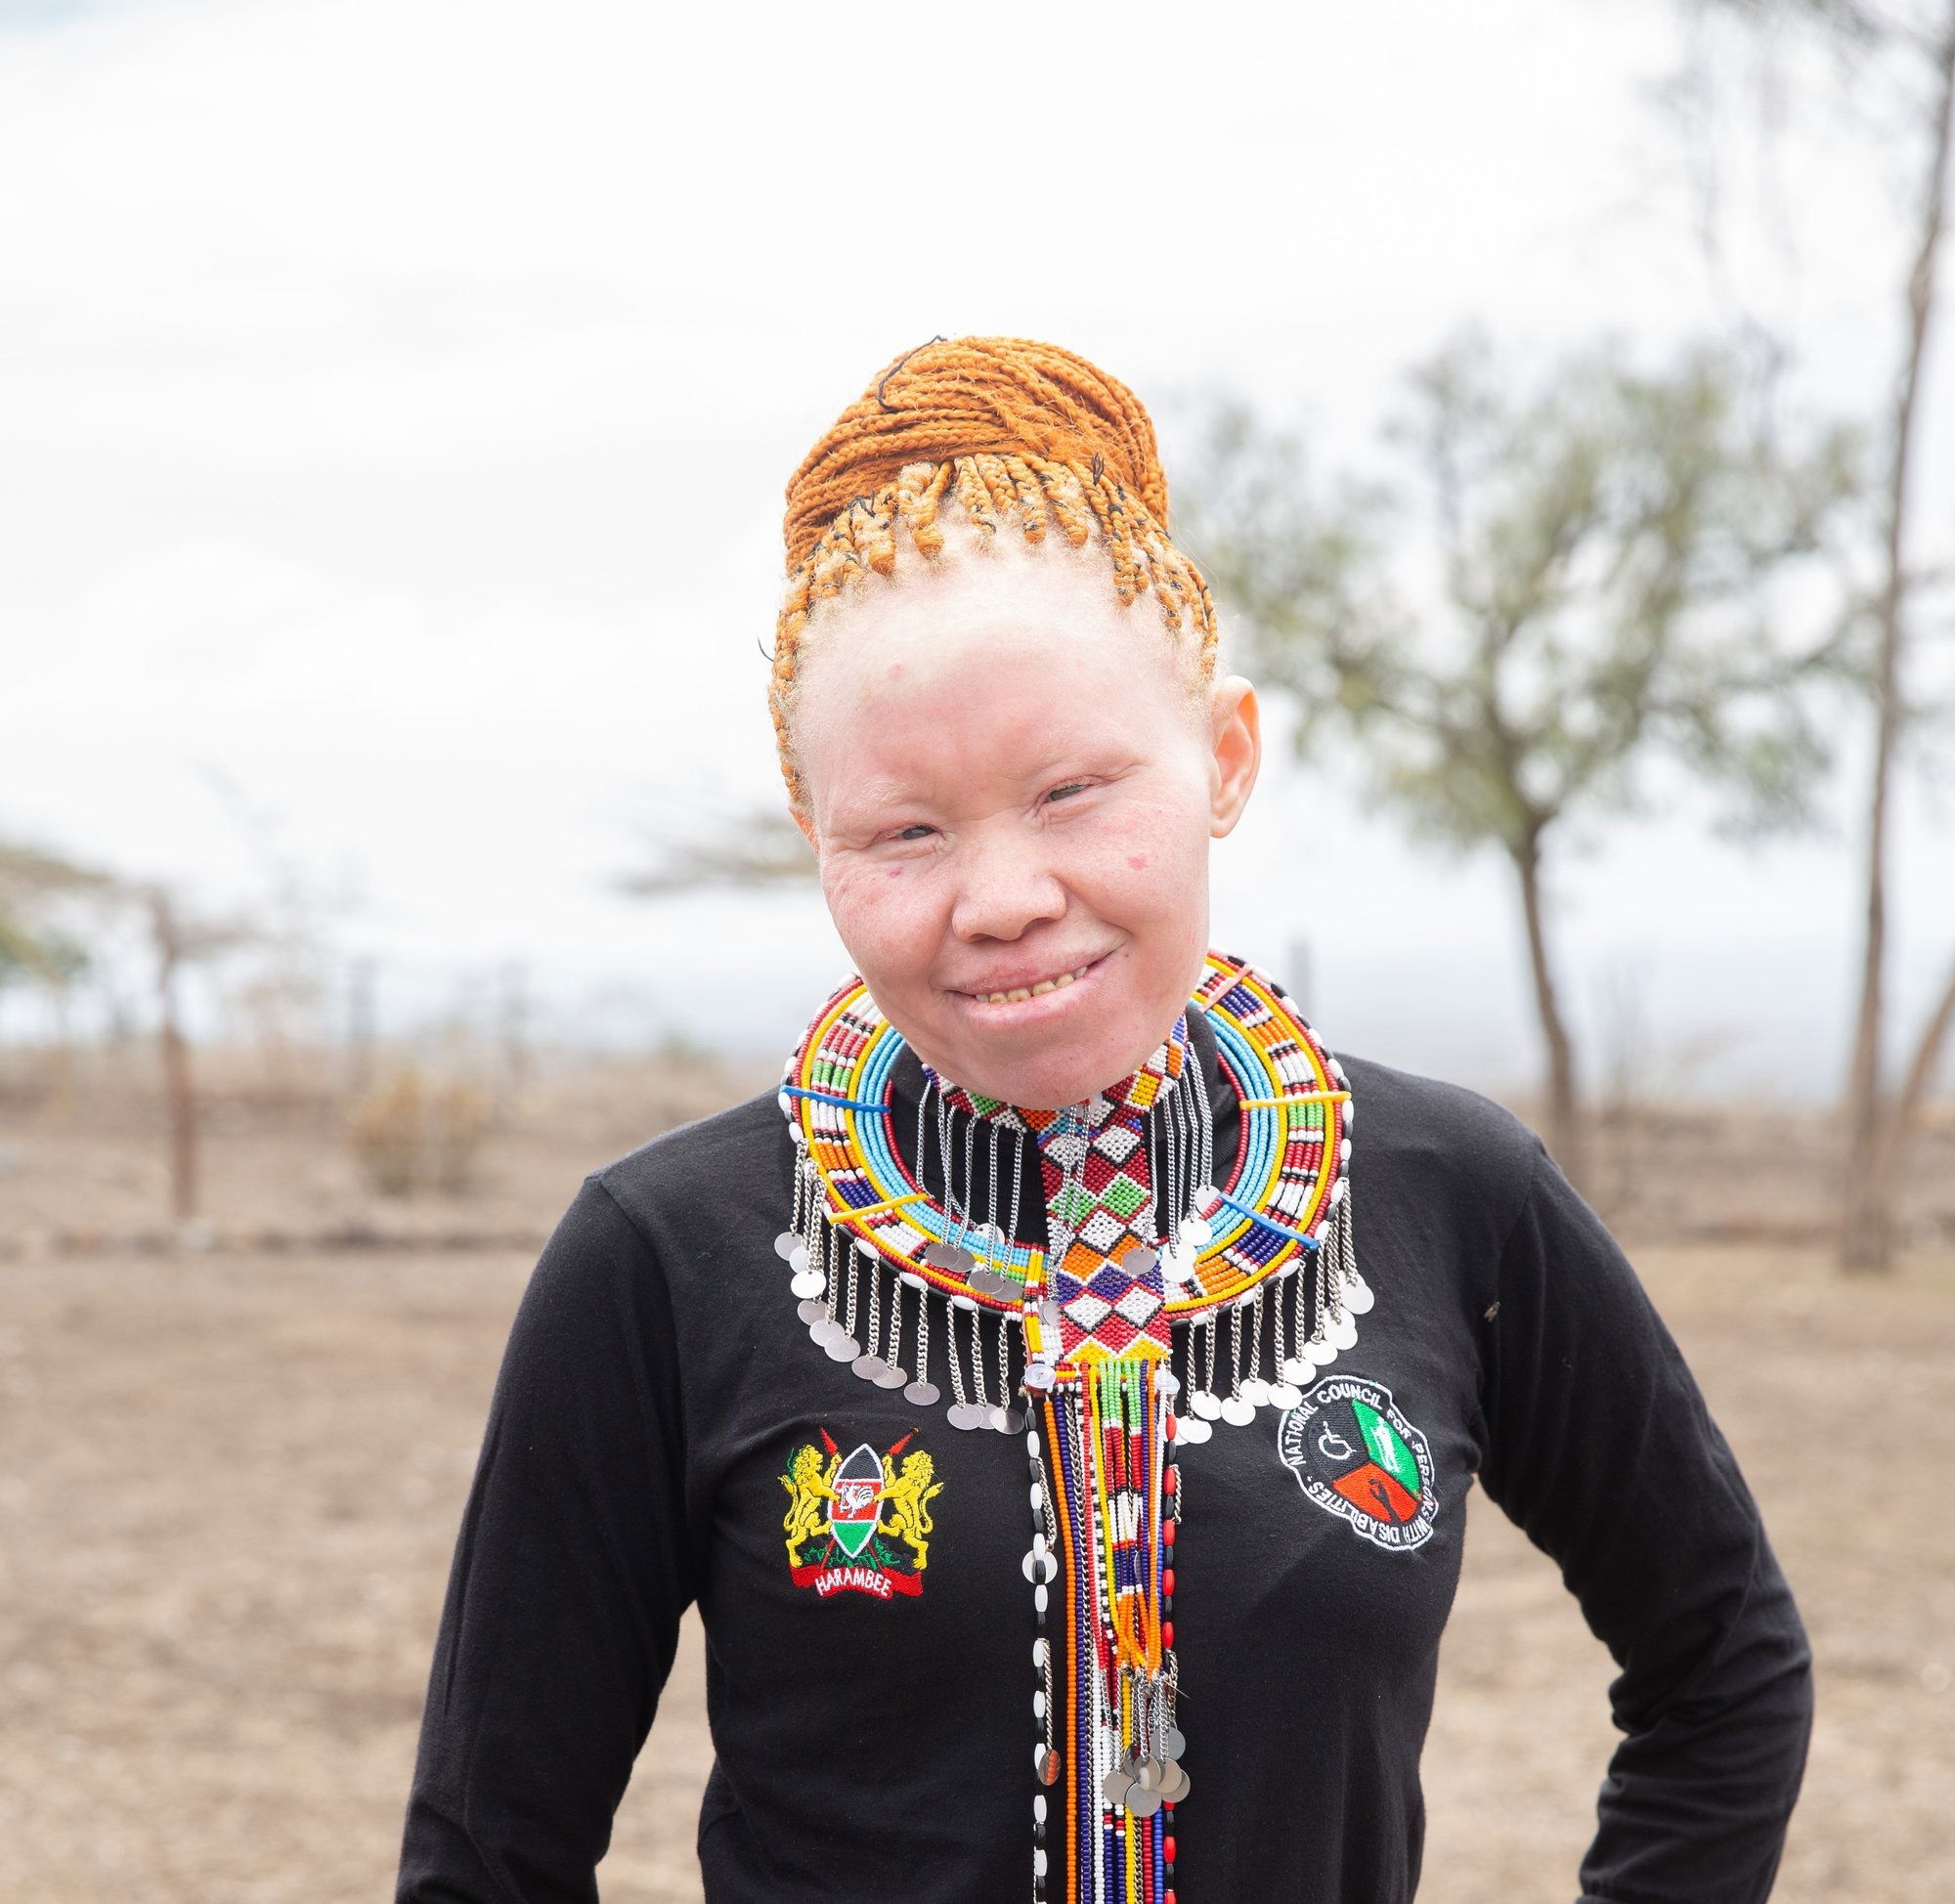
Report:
1045,781,1089,803
896,823,934,842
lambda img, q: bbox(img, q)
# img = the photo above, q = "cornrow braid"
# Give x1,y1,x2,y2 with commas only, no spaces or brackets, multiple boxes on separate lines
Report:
769,334,1219,807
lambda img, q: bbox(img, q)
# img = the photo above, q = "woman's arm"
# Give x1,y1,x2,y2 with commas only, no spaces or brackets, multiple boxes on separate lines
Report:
1475,1139,1812,1904
395,1174,695,1903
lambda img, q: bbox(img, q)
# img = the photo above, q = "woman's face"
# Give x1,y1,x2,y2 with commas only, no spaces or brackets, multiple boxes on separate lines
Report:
791,528,1261,1109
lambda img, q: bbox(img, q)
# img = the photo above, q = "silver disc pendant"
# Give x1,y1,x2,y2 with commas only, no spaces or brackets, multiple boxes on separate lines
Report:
1345,1275,1375,1315
923,1241,976,1275
1158,1762,1190,1802
873,1363,907,1390
808,1317,839,1346
1329,1312,1359,1351
997,1405,1027,1433
790,1271,826,1299
773,1232,800,1260
1269,1380,1303,1409
1127,1785,1162,1818
796,1298,828,1325
1101,1767,1133,1807
1220,1394,1256,1426
850,1353,889,1381
946,1401,983,1430
1280,1355,1313,1384
1189,1390,1223,1421
902,1379,939,1406
1175,1415,1213,1445
823,1332,860,1363
1240,1376,1272,1407
1164,1726,1186,1759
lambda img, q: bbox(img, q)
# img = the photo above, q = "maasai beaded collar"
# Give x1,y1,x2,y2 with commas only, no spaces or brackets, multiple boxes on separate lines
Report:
775,948,1373,1904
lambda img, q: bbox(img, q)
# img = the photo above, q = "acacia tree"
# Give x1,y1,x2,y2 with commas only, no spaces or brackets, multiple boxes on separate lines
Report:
1673,0,1955,1268
1176,333,1860,1190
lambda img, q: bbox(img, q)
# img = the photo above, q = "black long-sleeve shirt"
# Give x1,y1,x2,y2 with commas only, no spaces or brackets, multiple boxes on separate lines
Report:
395,1017,1812,1903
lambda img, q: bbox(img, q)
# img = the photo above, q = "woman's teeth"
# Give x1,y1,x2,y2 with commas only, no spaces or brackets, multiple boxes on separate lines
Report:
977,964,1092,1007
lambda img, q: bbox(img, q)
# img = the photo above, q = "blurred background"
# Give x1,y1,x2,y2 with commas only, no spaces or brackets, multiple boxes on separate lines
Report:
3,0,1951,1897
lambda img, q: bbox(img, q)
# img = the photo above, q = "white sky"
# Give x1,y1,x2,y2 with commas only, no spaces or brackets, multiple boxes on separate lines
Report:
2,0,1951,1096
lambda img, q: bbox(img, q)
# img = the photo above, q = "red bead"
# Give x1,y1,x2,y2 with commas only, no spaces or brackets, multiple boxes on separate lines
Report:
1164,1467,1179,1495
1164,1412,1177,1441
1163,1518,1176,1544
1162,1621,1174,1649
1166,1892,1177,1904
1164,1836,1177,1863
1163,1567,1176,1595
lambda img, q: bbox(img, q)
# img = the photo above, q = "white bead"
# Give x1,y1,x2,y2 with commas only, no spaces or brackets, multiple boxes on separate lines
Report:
1034,1848,1049,1878
1033,1689,1046,1720
1035,1583,1048,1613
1033,1794,1048,1824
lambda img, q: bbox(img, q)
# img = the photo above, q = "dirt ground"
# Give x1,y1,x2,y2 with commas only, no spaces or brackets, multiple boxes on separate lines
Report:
2,1088,1951,1901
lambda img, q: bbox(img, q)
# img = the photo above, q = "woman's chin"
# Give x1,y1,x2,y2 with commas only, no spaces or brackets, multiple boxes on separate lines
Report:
927,1019,1158,1111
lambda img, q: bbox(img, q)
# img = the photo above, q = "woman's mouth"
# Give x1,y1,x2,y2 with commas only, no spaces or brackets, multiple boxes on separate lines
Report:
952,952,1111,1010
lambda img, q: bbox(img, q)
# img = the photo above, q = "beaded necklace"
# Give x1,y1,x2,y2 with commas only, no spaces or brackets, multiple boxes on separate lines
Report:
775,948,1373,1904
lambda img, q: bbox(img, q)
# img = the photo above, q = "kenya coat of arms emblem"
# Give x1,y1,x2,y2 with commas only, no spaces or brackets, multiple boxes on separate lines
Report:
779,1428,944,1599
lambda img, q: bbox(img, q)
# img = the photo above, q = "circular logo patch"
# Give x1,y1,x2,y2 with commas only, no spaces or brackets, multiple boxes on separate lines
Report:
1277,1374,1438,1552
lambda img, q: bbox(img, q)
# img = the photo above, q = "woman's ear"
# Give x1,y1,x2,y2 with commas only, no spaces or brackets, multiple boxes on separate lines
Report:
1208,675,1262,838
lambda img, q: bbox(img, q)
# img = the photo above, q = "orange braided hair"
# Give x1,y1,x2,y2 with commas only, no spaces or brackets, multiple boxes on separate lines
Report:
770,334,1219,806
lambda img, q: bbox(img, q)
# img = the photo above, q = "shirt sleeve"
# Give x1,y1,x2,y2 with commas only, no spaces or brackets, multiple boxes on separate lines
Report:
395,1173,695,1903
1474,1137,1813,1904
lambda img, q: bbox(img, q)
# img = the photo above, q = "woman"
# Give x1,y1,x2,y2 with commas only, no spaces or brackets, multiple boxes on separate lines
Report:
395,336,1811,1903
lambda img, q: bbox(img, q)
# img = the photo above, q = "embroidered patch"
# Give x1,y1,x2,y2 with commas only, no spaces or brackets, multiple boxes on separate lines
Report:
1277,1375,1437,1552
779,1428,943,1599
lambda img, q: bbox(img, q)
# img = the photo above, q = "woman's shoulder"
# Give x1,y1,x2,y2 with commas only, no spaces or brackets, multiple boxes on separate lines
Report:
579,1085,787,1236
1332,1048,1545,1211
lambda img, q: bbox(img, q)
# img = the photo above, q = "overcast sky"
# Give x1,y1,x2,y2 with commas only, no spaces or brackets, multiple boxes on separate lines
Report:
3,0,1951,1095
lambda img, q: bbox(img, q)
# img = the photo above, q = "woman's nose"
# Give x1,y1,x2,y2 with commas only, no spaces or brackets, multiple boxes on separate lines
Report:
947,831,1067,942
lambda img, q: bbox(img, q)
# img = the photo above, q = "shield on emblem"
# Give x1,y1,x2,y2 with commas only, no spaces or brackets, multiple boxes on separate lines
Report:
828,1442,885,1559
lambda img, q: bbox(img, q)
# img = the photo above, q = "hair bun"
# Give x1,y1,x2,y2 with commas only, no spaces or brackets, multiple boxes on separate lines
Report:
783,334,1170,574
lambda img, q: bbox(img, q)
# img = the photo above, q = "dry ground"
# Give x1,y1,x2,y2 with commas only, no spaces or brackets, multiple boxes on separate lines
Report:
2,1233,1949,1902
2,1072,1950,1901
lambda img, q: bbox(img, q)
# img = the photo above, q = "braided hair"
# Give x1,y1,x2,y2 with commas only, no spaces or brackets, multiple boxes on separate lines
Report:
770,334,1219,807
